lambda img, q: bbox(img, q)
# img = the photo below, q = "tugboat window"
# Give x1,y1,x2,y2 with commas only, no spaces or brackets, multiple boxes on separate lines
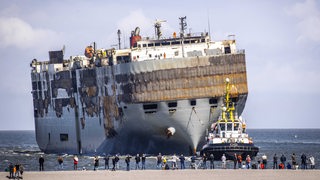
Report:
60,134,68,141
227,123,233,131
220,123,225,131
234,123,239,131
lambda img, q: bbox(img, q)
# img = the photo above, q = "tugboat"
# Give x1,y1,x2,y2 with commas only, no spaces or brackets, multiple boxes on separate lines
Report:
201,78,259,160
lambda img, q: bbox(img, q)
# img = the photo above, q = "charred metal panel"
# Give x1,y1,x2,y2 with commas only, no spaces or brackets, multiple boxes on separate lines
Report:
115,54,247,103
51,71,73,98
80,69,97,87
49,50,63,64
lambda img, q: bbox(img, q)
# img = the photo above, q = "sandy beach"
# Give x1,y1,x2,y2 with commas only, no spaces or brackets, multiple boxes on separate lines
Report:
1,170,320,180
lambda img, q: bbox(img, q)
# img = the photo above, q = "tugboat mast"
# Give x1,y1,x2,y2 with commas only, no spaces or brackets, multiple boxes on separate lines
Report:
221,78,236,123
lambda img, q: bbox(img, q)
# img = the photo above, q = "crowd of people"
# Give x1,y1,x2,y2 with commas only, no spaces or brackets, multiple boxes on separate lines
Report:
5,152,317,177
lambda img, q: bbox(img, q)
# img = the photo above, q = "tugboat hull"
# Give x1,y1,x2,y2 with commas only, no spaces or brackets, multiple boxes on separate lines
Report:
201,143,259,160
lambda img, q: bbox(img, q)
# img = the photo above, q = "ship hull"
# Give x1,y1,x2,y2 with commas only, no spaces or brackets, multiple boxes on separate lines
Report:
201,143,259,160
31,54,248,155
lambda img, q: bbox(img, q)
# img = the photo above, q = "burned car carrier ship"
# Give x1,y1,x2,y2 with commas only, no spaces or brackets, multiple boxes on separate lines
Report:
30,17,249,155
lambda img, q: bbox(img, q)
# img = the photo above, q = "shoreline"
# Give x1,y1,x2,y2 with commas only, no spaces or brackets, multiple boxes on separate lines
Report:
2,170,320,180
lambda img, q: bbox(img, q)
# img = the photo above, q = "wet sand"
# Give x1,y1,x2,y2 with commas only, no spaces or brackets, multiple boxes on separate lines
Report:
1,170,319,180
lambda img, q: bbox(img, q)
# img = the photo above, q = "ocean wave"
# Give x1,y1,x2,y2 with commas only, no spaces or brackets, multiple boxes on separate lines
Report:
254,140,320,145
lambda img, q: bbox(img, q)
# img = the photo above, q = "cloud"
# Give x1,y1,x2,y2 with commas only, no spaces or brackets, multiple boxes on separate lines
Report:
286,0,320,43
0,17,61,49
250,60,320,94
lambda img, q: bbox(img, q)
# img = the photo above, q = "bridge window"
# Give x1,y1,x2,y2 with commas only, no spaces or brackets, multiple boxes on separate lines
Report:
224,47,231,54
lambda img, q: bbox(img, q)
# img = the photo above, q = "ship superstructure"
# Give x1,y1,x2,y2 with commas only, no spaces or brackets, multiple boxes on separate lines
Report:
30,17,248,155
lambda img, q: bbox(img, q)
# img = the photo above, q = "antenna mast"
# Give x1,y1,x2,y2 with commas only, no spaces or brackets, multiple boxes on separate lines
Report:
179,16,187,57
117,29,121,49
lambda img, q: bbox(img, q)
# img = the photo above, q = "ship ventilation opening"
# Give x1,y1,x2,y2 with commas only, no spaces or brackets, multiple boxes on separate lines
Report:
143,103,158,114
168,102,177,114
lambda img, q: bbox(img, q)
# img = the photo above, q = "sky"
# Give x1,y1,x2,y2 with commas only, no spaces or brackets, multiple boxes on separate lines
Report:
0,0,319,130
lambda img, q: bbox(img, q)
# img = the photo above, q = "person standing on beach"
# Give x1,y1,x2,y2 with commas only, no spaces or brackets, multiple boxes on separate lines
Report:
104,155,109,170
111,156,116,171
125,155,131,171
157,153,162,169
209,154,214,169
141,154,146,170
8,162,14,178
73,155,79,170
237,154,242,169
246,155,251,169
309,155,315,169
94,156,99,171
262,154,267,169
202,154,207,169
14,163,20,178
291,153,297,169
233,153,237,169
301,153,307,169
179,154,185,169
135,154,141,170
172,154,178,169
273,154,278,169
39,155,44,171
115,154,120,170
280,154,286,168
19,164,24,178
57,156,64,170
221,154,227,169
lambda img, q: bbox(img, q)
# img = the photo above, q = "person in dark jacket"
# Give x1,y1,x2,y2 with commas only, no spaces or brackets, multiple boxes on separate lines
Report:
209,154,215,169
135,154,141,170
141,154,146,170
93,156,99,171
280,154,286,167
104,155,109,170
179,154,185,169
125,155,132,171
111,156,116,171
233,153,237,169
8,163,14,178
39,155,44,171
301,153,307,169
273,154,278,169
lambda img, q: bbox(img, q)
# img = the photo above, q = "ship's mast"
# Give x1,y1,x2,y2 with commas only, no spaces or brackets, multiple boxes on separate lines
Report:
117,29,121,50
179,16,187,58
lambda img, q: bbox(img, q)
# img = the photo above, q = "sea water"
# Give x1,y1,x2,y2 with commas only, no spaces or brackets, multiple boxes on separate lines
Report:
1,129,319,171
